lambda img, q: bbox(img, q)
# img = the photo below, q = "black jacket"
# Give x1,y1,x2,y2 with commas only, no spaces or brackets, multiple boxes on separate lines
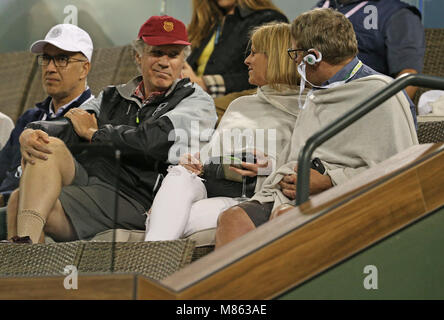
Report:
27,78,217,210
187,6,288,94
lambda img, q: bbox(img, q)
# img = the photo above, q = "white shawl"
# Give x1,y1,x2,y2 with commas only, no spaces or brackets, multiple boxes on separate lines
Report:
200,85,303,191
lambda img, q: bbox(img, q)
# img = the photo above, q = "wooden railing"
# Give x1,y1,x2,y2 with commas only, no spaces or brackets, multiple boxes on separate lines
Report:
154,143,444,299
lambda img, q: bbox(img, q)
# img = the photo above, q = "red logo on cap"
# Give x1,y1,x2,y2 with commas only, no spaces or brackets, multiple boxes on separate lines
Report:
163,21,174,32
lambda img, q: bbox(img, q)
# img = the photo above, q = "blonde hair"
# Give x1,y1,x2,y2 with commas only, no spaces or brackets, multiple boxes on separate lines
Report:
291,8,358,65
188,0,283,49
250,22,298,90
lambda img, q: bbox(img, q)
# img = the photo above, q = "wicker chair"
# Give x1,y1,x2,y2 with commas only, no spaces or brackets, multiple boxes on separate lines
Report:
414,29,444,144
87,46,126,96
0,52,36,122
91,228,215,262
414,29,444,106
22,67,47,115
113,45,139,86
0,239,195,281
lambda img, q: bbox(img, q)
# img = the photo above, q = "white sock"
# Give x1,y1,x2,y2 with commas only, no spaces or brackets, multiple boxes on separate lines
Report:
17,209,46,243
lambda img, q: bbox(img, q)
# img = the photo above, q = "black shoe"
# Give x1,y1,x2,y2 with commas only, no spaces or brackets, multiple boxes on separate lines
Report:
9,236,33,244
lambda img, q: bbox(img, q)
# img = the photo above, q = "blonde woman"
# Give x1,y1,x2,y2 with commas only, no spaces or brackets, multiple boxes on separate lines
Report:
145,22,305,241
182,0,287,98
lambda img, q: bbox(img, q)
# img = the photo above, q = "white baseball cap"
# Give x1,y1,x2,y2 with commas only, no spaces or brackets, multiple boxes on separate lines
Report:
30,24,93,62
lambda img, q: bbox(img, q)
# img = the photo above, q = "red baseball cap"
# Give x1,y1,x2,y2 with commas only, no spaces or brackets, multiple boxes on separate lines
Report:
138,16,191,46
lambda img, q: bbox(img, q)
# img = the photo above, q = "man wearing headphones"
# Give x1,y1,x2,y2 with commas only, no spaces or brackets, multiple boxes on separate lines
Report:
215,8,418,247
316,0,425,101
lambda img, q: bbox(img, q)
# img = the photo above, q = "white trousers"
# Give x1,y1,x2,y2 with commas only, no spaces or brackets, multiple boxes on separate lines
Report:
144,165,240,241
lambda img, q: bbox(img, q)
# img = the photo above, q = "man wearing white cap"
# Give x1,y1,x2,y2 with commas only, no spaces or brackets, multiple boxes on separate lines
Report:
0,24,94,209
6,16,217,244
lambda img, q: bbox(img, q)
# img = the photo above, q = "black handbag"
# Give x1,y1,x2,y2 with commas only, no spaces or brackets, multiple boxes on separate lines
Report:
202,160,257,198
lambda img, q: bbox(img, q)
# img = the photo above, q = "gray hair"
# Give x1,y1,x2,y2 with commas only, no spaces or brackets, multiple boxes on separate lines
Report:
131,39,191,72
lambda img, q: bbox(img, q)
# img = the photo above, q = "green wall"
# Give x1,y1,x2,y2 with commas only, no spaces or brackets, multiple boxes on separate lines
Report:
278,207,444,300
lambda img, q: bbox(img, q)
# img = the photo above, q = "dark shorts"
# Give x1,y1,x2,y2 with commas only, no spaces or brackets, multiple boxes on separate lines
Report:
59,159,146,240
237,200,274,227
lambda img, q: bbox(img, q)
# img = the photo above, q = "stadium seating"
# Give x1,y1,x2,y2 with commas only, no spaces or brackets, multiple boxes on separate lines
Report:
0,29,443,261
415,29,444,143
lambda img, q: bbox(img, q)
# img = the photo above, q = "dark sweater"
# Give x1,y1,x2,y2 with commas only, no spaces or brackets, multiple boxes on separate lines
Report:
187,6,288,95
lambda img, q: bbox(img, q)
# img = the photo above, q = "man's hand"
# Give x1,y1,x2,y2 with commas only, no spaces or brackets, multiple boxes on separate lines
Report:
179,152,203,175
65,108,98,141
182,62,208,92
278,165,333,200
279,173,297,199
19,129,52,165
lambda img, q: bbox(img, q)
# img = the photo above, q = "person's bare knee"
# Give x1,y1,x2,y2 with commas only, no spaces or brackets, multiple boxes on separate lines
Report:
44,199,77,242
45,137,76,185
215,206,255,249
22,137,76,188
269,203,295,220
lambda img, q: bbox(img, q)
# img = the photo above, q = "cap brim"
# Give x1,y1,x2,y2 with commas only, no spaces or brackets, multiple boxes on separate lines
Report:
30,40,51,54
30,39,84,54
141,36,190,46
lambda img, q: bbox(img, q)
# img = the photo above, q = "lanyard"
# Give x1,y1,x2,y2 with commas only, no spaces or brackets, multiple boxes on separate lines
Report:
322,1,369,18
343,60,364,82
215,24,222,45
297,60,364,109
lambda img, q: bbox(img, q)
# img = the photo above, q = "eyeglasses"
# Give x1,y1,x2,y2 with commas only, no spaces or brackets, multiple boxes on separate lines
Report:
287,48,306,61
37,54,87,67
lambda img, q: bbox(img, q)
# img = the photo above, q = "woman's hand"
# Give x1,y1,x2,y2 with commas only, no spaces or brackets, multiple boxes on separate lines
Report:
179,152,203,175
228,150,272,177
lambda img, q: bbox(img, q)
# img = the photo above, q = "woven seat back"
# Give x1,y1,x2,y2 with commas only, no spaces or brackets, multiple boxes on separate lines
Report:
417,120,444,144
22,67,47,114
88,46,126,96
414,28,444,106
113,45,139,85
0,52,36,122
0,239,195,281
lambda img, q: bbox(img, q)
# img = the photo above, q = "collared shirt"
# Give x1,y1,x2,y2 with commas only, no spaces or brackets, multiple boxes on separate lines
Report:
320,57,417,127
321,56,375,87
42,87,92,121
132,81,165,106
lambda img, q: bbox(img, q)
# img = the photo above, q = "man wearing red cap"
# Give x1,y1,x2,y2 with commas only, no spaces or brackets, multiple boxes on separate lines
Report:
6,16,217,244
